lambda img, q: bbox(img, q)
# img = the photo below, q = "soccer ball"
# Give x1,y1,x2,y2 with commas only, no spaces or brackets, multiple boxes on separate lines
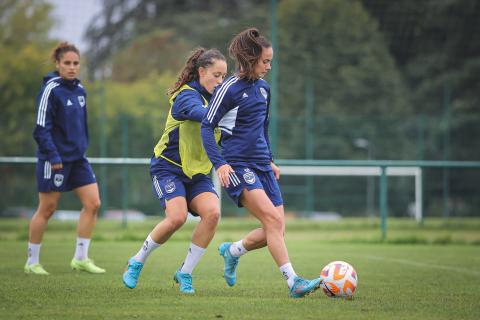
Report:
320,261,358,298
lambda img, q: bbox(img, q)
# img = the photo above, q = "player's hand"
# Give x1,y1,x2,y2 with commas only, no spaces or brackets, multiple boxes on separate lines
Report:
216,164,235,188
271,162,280,180
52,163,63,170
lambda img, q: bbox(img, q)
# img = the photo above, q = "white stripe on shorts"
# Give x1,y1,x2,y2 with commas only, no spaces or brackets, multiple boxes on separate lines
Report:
153,176,163,198
229,172,241,187
44,161,51,179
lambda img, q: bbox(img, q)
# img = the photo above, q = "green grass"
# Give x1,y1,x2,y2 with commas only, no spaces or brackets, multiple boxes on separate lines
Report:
1,218,479,319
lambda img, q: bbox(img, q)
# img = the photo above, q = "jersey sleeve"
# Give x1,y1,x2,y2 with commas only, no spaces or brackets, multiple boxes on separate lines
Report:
201,80,235,169
264,86,274,162
33,85,62,164
171,90,207,122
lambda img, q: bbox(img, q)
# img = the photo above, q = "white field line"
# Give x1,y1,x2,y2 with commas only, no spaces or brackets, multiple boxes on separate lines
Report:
364,255,480,277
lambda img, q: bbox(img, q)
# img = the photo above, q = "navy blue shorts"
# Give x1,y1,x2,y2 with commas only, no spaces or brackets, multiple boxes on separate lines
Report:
224,166,283,208
36,158,96,192
151,171,217,216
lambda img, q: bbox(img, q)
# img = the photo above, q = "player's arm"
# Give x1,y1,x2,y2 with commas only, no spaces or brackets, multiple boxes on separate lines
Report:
171,90,207,122
33,88,62,168
201,83,235,187
263,87,279,179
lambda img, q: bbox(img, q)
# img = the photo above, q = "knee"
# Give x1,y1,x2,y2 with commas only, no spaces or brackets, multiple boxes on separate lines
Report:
200,208,220,227
37,202,57,220
84,198,101,214
165,213,187,231
263,211,284,232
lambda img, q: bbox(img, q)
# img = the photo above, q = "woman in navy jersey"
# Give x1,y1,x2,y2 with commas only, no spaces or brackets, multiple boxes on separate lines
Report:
122,48,227,294
201,28,322,298
25,42,105,275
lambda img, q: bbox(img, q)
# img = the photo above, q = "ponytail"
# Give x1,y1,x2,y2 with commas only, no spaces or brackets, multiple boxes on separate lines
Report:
167,48,226,96
228,28,271,79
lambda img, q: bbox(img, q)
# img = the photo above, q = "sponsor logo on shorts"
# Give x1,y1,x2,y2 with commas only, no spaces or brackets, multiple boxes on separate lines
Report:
54,174,64,187
165,181,176,193
243,170,256,185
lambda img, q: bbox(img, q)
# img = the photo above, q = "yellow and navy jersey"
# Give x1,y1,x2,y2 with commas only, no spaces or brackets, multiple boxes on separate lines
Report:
152,80,219,178
201,76,273,171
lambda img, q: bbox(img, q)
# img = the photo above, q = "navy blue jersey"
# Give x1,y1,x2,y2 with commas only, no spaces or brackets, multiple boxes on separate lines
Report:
201,76,273,171
33,72,88,164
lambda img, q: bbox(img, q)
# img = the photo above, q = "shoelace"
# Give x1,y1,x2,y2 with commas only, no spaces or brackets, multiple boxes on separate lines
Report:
179,274,193,290
128,262,142,277
293,278,310,291
226,253,239,271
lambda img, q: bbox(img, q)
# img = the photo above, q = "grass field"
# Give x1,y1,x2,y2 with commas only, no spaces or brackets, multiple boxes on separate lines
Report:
1,218,479,319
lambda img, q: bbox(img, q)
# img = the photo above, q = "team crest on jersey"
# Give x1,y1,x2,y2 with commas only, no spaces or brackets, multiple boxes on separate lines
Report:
78,96,85,107
259,87,268,100
243,169,256,185
165,181,176,193
54,174,64,187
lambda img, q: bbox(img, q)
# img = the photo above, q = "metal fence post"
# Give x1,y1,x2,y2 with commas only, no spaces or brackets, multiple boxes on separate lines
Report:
121,115,129,228
380,166,388,241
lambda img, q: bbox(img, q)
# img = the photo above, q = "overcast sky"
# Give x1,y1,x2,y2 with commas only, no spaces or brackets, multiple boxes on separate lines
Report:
47,0,102,52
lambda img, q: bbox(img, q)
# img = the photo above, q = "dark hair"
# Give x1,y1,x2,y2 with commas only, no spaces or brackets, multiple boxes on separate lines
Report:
167,47,226,96
51,41,80,63
228,28,271,79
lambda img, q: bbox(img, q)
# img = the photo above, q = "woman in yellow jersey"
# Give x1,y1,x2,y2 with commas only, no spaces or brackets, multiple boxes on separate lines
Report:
122,48,227,294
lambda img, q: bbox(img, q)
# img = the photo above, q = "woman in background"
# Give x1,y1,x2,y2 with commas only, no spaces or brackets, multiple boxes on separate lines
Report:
26,42,105,275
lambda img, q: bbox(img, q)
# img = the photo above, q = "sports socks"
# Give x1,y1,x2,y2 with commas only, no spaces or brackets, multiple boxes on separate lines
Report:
179,242,206,274
74,237,91,261
134,234,161,263
27,242,41,265
229,239,248,257
279,262,297,288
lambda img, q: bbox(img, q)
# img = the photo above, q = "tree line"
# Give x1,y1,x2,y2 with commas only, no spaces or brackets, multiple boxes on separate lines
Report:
1,0,479,216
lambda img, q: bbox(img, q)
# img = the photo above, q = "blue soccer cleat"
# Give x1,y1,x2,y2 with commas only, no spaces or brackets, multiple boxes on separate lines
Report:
173,271,195,294
219,242,239,287
123,258,144,289
289,276,323,298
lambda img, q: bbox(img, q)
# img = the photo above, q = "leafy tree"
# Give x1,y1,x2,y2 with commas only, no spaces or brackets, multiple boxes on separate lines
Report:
86,71,173,158
84,0,269,79
0,0,57,213
0,0,55,156
276,0,410,160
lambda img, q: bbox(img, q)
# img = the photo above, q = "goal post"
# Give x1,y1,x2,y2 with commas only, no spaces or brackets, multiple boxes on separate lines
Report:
277,165,423,224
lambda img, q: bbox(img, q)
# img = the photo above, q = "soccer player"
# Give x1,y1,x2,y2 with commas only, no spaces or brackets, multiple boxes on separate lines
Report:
25,42,105,275
201,28,323,298
122,48,227,294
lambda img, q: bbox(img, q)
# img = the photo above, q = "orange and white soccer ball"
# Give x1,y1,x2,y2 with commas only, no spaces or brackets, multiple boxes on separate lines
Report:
320,261,358,298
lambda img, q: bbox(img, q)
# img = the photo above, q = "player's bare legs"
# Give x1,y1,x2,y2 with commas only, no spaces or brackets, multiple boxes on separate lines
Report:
240,189,288,266
173,192,220,294
150,197,188,243
189,192,220,248
29,192,61,244
25,192,61,274
70,183,105,273
74,183,101,238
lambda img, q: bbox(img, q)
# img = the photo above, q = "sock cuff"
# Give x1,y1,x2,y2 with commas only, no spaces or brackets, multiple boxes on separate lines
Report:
280,262,293,270
189,242,206,253
28,242,41,248
147,234,161,247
